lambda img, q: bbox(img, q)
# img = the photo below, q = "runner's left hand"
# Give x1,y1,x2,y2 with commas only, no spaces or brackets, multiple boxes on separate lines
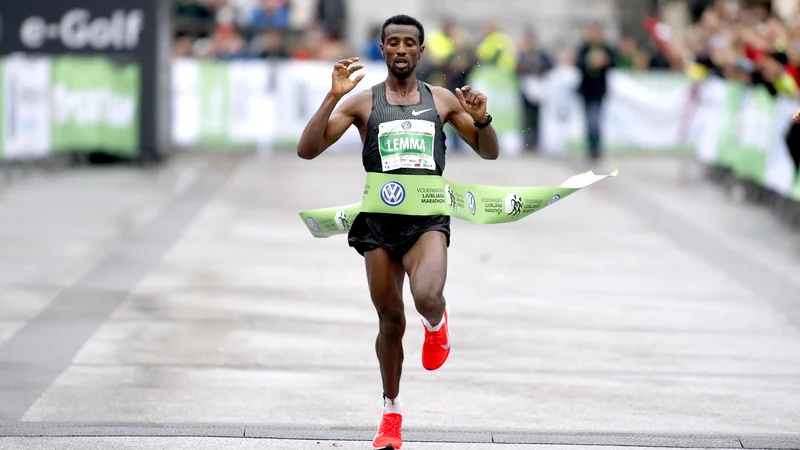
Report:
456,86,488,123
794,108,800,123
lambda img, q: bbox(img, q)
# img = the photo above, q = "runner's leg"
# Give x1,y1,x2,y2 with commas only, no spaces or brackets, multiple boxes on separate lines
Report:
403,230,447,324
365,248,406,399
366,247,406,449
402,231,450,371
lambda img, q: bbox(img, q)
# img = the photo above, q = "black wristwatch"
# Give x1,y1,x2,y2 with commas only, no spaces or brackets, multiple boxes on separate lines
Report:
474,113,492,129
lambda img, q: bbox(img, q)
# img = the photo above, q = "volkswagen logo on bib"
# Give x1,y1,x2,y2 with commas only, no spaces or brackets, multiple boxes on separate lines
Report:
380,181,405,207
466,190,477,216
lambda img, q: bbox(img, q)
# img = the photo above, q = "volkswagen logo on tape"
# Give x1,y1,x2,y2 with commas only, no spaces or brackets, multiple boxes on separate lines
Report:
306,217,321,233
380,181,405,207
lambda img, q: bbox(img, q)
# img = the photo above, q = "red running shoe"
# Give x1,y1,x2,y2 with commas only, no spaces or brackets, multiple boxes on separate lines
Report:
421,307,450,371
372,412,402,449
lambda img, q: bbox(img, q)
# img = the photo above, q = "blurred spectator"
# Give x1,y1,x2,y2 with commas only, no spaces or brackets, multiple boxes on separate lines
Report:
672,2,800,98
316,0,347,41
290,23,326,60
174,34,195,57
172,0,356,61
426,19,458,68
415,19,458,90
663,0,800,176
616,37,640,69
576,22,616,163
175,0,214,20
689,0,715,23
255,29,289,59
442,23,477,152
641,34,673,69
250,0,290,32
476,21,517,74
364,25,384,61
212,25,258,60
517,27,553,152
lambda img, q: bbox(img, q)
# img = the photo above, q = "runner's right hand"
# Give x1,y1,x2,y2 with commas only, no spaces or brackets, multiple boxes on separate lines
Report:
794,108,800,123
331,57,365,97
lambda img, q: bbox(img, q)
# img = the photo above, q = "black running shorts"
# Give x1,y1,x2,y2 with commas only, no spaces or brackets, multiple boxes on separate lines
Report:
347,212,451,262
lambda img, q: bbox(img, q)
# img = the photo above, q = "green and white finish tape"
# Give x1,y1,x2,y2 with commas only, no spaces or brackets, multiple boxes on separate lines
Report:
299,169,618,238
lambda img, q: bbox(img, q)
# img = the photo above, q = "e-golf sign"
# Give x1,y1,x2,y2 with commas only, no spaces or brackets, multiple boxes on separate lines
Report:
19,9,145,51
0,0,170,162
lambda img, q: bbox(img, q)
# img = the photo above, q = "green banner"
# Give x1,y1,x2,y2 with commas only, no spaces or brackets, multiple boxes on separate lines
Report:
731,85,775,184
299,170,618,238
465,65,521,136
716,81,745,169
197,60,231,146
793,176,800,201
50,57,140,156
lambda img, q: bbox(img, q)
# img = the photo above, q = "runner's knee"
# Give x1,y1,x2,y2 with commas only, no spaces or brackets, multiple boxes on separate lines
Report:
377,306,406,339
410,279,444,315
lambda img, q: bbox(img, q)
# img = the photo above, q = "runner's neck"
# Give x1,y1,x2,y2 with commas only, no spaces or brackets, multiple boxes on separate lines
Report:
385,77,419,96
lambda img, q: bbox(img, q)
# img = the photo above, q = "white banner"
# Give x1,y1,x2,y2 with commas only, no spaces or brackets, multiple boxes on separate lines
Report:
2,56,51,159
171,58,276,148
539,66,694,155
692,77,727,164
229,60,275,145
171,58,200,147
170,59,525,155
273,60,388,151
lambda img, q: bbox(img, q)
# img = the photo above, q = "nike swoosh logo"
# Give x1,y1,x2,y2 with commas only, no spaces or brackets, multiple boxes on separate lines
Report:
441,318,450,350
411,108,432,116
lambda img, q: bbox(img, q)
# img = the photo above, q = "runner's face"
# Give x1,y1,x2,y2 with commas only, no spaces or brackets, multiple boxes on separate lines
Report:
381,25,423,79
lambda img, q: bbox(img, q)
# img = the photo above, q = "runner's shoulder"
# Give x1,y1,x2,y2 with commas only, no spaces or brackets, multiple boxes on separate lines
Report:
428,85,458,106
428,84,455,98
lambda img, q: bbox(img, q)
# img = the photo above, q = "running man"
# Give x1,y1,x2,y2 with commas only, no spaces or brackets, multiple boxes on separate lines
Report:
297,15,499,450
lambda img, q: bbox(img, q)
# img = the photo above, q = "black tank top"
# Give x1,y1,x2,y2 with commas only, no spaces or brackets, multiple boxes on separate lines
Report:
362,80,447,176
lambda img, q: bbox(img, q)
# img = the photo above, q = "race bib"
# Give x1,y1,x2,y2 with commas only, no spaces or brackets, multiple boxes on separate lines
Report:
378,119,436,171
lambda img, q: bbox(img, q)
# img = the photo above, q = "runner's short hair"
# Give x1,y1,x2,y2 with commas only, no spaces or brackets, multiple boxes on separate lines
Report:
381,15,425,45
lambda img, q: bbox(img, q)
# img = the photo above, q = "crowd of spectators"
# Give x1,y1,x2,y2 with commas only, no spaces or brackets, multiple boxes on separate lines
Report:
173,0,350,61
172,0,673,72
674,0,800,98
172,0,800,160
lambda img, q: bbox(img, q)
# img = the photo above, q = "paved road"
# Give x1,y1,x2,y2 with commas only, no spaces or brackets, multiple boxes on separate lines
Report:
0,151,799,449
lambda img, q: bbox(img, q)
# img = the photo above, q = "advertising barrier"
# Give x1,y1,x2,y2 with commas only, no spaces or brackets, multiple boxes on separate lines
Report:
0,55,140,160
1,54,798,207
538,66,695,155
0,56,701,160
0,0,172,161
692,76,800,201
169,58,525,153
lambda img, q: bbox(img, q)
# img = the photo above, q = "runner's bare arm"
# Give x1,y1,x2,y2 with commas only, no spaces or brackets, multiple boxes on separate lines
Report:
297,58,366,160
296,93,366,159
435,86,499,160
